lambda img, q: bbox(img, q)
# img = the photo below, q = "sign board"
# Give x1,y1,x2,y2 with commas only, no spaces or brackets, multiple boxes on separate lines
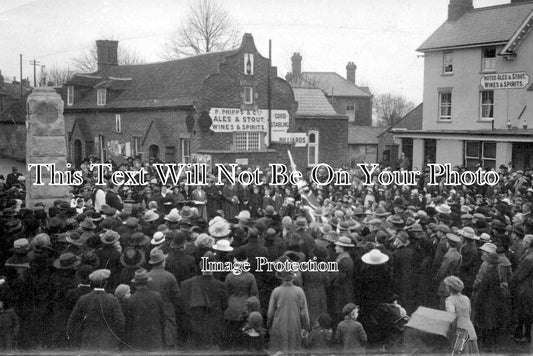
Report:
235,158,249,165
209,108,289,133
480,72,529,90
191,154,212,171
272,132,308,147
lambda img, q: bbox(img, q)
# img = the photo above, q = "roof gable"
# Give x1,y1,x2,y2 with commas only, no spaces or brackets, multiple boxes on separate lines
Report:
418,2,533,52
299,72,372,97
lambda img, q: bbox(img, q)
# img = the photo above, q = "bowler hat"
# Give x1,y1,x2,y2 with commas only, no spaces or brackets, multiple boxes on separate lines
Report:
131,268,152,284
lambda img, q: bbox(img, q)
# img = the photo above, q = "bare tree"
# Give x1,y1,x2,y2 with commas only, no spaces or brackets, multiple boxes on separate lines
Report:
46,65,75,86
374,93,415,127
162,0,240,59
71,42,145,73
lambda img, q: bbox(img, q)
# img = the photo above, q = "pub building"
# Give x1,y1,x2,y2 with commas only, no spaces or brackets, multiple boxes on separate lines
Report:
63,33,349,171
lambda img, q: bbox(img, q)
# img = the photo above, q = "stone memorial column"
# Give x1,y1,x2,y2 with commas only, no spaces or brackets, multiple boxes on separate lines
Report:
26,87,70,208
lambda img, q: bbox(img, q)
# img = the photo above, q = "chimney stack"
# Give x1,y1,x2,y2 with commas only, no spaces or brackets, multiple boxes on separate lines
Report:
346,62,357,84
291,53,302,78
448,0,473,21
96,40,119,72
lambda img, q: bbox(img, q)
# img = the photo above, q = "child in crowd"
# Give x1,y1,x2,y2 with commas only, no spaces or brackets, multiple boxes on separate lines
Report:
114,284,131,312
335,303,367,352
240,311,267,352
304,313,333,350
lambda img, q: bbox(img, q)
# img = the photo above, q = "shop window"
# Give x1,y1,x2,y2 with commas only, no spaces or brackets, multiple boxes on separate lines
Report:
181,138,191,163
480,90,494,120
308,130,319,167
244,87,254,104
97,88,106,106
244,53,254,75
439,91,452,121
465,141,496,169
115,114,121,133
443,51,453,74
234,132,261,151
67,86,74,106
482,47,496,72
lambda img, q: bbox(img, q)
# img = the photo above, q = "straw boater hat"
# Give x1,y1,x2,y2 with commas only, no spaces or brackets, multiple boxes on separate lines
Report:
209,220,231,238
436,204,452,215
334,236,355,248
362,249,389,265
235,210,251,221
213,239,233,252
53,252,81,269
120,247,146,268
151,231,166,245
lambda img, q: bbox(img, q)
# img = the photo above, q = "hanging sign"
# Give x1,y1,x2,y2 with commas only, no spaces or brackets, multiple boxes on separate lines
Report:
480,72,529,90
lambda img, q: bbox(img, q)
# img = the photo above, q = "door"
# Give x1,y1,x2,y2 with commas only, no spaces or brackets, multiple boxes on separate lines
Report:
73,139,82,169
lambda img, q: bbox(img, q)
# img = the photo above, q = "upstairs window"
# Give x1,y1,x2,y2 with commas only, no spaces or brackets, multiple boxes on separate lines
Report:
244,86,254,104
244,53,254,75
439,91,452,121
480,90,494,120
346,102,355,111
443,51,453,74
482,47,496,72
97,88,106,106
115,114,121,133
308,130,319,167
67,86,74,106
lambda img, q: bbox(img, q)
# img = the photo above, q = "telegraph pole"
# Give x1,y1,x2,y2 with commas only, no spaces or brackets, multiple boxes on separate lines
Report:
19,54,23,96
29,59,40,87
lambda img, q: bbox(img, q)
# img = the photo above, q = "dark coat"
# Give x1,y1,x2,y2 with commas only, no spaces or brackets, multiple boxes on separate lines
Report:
459,241,480,297
473,265,502,330
95,245,122,289
67,290,125,351
105,190,124,211
511,251,533,318
331,254,354,316
165,249,197,285
392,244,417,313
181,275,228,347
125,287,165,350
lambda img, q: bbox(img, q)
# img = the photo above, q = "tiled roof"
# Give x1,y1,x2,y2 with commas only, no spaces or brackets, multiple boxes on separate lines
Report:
418,2,533,51
66,50,234,109
299,72,372,97
392,103,423,131
348,125,385,144
293,88,339,117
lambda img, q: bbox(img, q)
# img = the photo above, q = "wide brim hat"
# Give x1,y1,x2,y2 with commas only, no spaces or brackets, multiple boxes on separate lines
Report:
100,229,120,245
131,268,152,284
164,208,182,223
151,231,166,245
263,205,276,216
81,251,100,268
128,232,150,247
53,253,81,269
194,233,215,248
479,242,497,254
389,215,405,225
80,219,97,230
436,204,452,215
334,235,355,248
120,247,146,268
458,227,479,240
143,211,160,223
362,249,389,265
148,248,168,265
125,217,140,228
213,239,233,252
235,210,251,221
374,207,391,218
208,220,231,238
445,233,461,243
66,232,83,246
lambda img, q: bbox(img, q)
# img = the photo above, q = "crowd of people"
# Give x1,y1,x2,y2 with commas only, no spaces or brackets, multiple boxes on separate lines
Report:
1,156,533,354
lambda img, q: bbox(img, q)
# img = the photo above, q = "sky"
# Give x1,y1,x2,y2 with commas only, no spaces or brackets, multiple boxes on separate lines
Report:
0,0,509,103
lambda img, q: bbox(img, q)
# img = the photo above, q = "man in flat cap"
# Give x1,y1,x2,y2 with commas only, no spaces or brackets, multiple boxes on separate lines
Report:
67,269,125,351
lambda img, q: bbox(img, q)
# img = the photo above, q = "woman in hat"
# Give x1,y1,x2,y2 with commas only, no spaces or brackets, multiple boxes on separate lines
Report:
267,256,310,352
221,250,259,349
330,236,355,325
443,276,479,356
119,247,146,286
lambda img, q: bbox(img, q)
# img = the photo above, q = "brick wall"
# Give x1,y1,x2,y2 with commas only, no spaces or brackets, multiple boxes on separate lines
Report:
329,96,372,126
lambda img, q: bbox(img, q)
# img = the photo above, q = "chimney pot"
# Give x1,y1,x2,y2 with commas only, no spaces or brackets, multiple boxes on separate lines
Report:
96,40,119,72
291,52,302,78
448,0,473,21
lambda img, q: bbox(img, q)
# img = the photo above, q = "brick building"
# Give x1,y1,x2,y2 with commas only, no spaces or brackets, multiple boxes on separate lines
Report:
65,34,344,169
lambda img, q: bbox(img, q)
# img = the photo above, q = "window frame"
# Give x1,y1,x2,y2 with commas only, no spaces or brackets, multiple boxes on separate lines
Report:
133,136,141,157
443,51,453,75
464,141,496,169
180,138,191,163
115,114,121,133
244,86,254,104
307,130,319,167
67,86,74,106
244,53,254,75
438,91,452,121
481,47,497,73
233,132,262,151
97,88,106,106
479,90,494,120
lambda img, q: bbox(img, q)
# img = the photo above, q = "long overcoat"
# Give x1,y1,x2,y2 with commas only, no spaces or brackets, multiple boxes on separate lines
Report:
125,287,165,350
